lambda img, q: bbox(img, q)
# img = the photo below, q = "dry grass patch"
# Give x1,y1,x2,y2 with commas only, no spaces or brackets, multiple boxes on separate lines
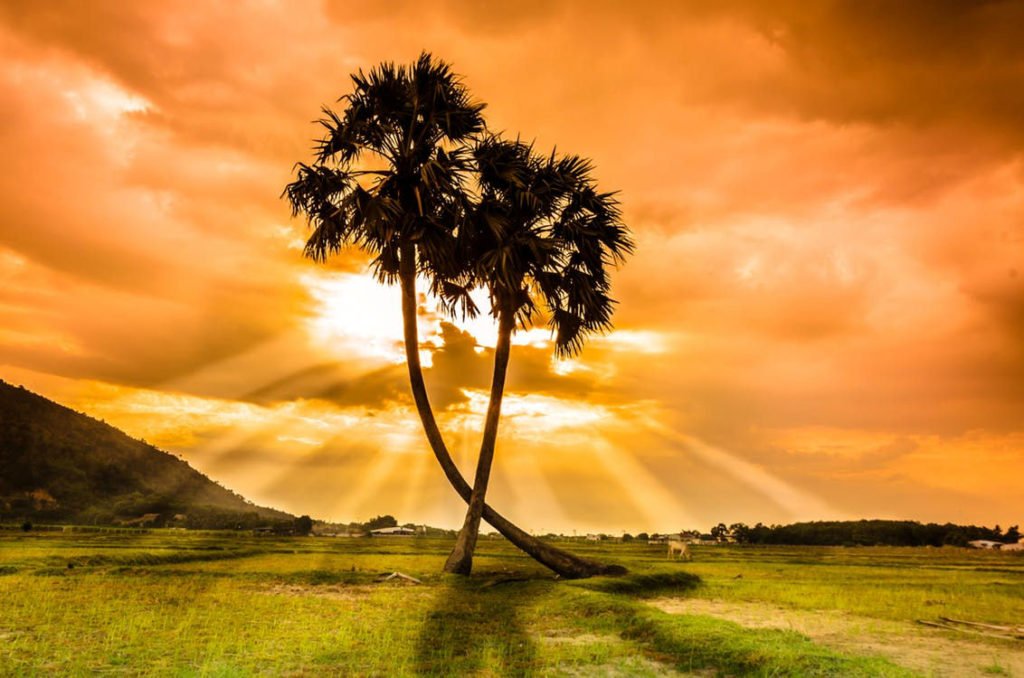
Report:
259,582,375,600
651,597,1024,677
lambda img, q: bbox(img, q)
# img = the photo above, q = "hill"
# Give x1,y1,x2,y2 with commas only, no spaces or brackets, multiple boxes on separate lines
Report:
0,379,293,529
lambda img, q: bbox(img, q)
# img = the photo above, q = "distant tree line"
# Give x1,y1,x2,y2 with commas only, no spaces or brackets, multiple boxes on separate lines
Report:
364,514,398,531
722,520,1020,547
184,508,312,533
310,515,456,537
550,520,1021,547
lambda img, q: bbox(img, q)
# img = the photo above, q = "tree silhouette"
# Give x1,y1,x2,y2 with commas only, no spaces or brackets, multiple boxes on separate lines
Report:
284,53,623,578
444,136,633,574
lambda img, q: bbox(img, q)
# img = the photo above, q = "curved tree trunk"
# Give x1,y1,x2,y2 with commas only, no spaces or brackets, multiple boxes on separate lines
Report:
398,244,624,578
443,310,513,574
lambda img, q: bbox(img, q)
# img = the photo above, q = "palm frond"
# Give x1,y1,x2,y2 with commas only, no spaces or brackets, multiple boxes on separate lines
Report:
284,53,487,317
465,135,634,355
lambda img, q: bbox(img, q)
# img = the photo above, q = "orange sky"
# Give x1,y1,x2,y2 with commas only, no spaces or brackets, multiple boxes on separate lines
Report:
1,1,1022,533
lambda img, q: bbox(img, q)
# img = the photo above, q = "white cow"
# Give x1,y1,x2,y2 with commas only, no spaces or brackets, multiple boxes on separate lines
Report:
667,539,691,561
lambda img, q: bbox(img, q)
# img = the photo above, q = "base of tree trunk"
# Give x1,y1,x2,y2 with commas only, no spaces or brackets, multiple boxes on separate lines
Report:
442,543,473,575
443,516,479,575
479,503,628,579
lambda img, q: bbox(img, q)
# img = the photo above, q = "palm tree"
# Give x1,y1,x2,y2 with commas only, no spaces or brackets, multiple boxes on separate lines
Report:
443,136,635,574
284,54,623,578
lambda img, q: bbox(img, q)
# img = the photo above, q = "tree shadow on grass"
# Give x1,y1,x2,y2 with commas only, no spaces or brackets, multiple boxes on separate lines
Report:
415,576,543,677
570,571,702,597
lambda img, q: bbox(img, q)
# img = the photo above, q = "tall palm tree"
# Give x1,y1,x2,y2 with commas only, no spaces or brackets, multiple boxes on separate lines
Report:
284,54,623,578
443,136,635,574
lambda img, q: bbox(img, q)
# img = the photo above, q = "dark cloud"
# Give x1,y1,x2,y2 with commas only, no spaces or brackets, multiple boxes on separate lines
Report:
729,1,1024,134
244,362,410,410
429,323,602,408
232,322,602,412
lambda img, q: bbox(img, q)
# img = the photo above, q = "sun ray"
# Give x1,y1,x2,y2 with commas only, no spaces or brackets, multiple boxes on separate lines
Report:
587,436,702,530
640,417,842,521
498,446,572,534
395,446,430,523
321,449,404,522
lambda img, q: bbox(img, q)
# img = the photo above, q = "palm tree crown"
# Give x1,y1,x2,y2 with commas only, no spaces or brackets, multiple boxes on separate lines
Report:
284,52,485,316
464,135,634,357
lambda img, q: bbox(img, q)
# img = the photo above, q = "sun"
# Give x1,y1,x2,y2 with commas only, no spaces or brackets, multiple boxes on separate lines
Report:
302,271,563,368
302,272,442,365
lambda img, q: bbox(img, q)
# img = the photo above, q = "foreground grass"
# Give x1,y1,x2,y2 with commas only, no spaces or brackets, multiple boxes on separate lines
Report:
0,531,1021,676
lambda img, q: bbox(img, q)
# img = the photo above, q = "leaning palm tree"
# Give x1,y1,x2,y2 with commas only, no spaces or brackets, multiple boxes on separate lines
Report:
284,54,622,578
443,136,635,574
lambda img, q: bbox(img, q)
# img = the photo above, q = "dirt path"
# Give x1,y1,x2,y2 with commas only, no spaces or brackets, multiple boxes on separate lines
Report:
650,597,1024,677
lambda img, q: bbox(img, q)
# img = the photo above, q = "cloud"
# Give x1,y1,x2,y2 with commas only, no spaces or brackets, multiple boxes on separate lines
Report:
723,1,1024,138
2,2,1022,529
233,320,606,413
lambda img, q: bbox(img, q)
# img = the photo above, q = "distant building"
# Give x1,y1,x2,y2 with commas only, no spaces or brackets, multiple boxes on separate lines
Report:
118,513,160,527
967,539,1004,550
315,530,366,537
1000,539,1024,552
370,526,416,536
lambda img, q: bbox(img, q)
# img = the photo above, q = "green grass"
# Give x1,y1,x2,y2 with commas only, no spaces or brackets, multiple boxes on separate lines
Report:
681,544,1024,625
0,531,1022,676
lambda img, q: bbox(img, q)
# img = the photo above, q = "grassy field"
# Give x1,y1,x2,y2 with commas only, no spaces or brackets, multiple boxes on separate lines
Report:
1,530,1022,676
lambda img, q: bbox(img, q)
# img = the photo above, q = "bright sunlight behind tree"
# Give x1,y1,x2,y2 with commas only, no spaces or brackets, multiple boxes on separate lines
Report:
284,53,630,578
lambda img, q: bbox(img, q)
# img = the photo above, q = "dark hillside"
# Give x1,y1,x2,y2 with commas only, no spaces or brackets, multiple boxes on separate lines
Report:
0,379,293,528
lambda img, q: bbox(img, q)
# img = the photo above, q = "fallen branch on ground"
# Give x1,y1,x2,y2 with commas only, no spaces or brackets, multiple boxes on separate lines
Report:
917,617,1024,640
376,572,422,585
939,617,1024,635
